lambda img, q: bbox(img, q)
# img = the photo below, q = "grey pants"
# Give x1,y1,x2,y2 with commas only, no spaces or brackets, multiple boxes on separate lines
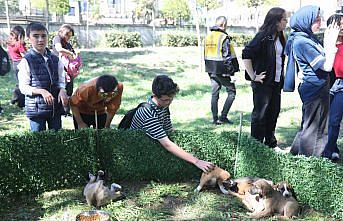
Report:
210,74,236,121
291,82,329,157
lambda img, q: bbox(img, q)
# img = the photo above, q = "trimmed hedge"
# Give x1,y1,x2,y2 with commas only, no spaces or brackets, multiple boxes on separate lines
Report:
105,31,143,48
0,130,342,219
160,32,253,47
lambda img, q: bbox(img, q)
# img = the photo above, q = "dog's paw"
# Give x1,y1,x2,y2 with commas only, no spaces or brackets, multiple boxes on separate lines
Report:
194,186,202,193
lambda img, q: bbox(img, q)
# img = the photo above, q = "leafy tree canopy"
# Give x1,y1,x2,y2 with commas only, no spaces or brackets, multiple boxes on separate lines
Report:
0,0,19,14
196,0,221,10
161,0,190,21
31,0,70,15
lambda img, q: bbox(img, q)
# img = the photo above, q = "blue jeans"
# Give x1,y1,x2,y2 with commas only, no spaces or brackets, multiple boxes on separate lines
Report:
29,115,62,132
323,79,343,158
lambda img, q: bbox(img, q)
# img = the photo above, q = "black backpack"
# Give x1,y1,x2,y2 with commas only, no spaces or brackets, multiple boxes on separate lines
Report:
0,46,10,76
118,102,153,130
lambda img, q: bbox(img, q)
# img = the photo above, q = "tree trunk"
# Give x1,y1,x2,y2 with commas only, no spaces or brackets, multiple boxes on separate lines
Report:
5,0,10,34
45,0,49,30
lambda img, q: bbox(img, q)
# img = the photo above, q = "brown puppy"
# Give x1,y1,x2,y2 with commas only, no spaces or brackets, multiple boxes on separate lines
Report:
248,179,300,219
226,177,273,212
194,166,233,194
84,170,124,207
273,181,297,200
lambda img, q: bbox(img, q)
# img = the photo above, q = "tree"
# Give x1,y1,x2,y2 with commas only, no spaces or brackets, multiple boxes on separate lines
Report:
236,0,279,31
196,0,221,32
161,0,190,26
31,0,70,15
0,0,19,14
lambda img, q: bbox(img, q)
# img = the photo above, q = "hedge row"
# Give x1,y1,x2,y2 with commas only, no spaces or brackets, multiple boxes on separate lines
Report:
0,129,342,219
105,31,143,48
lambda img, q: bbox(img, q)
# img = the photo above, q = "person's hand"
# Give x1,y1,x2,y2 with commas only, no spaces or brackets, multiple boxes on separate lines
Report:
40,89,54,105
324,21,340,53
58,89,68,107
78,121,88,129
254,71,266,83
194,159,215,173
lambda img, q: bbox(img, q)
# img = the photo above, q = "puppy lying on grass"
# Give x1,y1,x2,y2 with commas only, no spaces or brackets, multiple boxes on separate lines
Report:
84,170,124,207
225,176,273,212
248,179,300,219
194,166,233,194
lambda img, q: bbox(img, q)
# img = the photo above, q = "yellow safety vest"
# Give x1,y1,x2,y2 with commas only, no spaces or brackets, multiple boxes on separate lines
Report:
204,31,237,75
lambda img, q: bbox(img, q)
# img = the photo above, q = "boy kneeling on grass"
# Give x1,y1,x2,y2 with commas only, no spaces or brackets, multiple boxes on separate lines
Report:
18,22,68,132
130,75,214,172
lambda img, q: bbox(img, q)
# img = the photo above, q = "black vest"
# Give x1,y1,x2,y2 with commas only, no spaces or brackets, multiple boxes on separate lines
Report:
24,48,62,118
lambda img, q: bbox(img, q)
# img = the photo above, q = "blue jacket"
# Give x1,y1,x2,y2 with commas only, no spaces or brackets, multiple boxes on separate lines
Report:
25,48,62,118
284,5,329,99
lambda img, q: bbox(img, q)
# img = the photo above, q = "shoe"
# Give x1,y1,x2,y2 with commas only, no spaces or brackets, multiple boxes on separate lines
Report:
331,152,340,160
274,146,291,154
218,118,233,124
212,120,222,125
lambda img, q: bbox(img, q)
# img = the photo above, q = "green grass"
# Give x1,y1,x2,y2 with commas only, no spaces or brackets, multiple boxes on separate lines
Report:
0,47,341,220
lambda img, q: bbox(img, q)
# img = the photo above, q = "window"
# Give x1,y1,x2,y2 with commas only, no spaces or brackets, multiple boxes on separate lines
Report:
69,7,75,16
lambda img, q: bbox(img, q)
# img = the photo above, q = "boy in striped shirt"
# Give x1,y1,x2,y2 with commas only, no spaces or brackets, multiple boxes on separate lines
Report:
131,75,214,172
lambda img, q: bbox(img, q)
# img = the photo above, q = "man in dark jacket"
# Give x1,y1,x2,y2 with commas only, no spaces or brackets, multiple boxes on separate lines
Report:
204,16,239,125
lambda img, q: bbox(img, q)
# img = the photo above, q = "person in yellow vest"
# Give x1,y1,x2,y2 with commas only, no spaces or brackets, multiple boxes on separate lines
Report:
204,16,239,125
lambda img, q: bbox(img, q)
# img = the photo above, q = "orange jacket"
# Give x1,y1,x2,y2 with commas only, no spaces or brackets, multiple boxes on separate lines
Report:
70,77,123,115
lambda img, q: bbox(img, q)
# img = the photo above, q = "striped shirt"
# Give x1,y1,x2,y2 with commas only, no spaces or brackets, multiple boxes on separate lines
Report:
130,97,172,140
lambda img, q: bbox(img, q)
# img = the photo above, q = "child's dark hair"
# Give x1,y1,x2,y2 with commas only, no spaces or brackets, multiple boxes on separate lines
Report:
152,75,179,98
26,22,48,38
327,13,343,27
10,26,25,41
96,75,118,92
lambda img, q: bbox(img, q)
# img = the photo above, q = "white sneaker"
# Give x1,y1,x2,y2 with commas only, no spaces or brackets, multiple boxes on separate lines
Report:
331,152,340,160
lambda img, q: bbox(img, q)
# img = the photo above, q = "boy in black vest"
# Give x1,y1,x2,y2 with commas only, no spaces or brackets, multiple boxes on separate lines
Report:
18,22,68,131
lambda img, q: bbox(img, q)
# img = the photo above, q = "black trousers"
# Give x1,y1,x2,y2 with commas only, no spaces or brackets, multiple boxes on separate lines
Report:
73,113,107,129
290,82,329,157
251,82,281,148
210,74,236,121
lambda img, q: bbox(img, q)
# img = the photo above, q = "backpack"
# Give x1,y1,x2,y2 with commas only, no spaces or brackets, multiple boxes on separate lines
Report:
118,102,153,130
0,46,10,76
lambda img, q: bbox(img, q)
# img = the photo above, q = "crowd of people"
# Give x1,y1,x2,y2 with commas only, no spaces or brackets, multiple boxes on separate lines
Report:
0,4,342,174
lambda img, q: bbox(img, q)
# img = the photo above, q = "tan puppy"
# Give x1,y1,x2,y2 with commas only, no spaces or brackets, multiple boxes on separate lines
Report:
226,177,273,212
84,170,124,207
248,179,300,219
194,166,233,194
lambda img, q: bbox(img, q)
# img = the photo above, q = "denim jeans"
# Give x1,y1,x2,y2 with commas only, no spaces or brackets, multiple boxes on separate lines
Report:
29,115,62,132
323,79,343,158
210,75,236,121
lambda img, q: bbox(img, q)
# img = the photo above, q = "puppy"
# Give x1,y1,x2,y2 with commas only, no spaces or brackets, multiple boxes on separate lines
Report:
194,166,233,194
225,177,273,212
83,170,124,207
248,179,300,219
273,181,297,200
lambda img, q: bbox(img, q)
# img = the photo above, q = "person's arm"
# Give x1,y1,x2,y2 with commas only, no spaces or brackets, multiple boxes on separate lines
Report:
242,59,266,83
158,137,214,172
321,22,340,71
105,84,123,128
57,59,68,106
222,38,239,73
104,112,115,128
53,36,75,58
70,105,87,129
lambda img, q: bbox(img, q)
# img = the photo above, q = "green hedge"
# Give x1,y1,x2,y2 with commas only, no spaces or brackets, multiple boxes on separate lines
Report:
0,130,342,219
161,32,198,47
105,31,143,48
160,32,253,47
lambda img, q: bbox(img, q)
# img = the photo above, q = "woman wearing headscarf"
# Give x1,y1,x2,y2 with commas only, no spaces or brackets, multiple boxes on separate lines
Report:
284,5,340,157
242,7,288,148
